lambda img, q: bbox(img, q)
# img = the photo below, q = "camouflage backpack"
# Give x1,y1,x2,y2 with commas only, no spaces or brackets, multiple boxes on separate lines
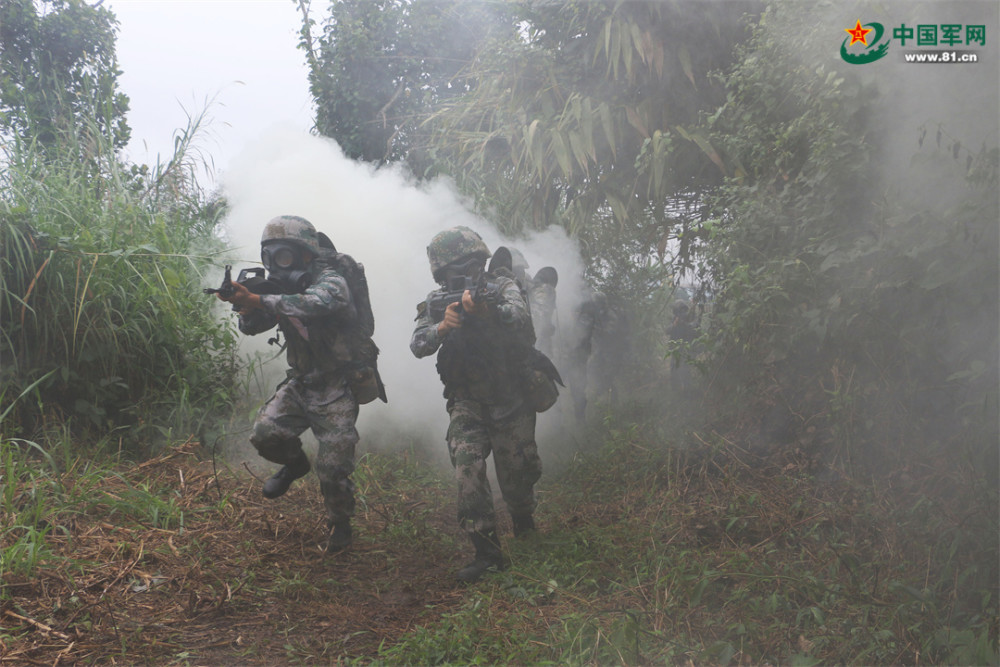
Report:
317,233,386,404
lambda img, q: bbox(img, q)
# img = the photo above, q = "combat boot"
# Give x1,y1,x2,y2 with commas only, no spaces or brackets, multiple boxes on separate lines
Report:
511,513,535,538
456,529,506,583
261,452,310,499
324,520,353,553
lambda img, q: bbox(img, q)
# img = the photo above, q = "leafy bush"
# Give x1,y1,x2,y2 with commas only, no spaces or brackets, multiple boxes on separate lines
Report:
0,124,242,452
681,8,999,650
695,1,998,475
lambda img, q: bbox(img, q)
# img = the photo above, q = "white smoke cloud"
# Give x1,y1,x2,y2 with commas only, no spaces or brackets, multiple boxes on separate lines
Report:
217,124,588,468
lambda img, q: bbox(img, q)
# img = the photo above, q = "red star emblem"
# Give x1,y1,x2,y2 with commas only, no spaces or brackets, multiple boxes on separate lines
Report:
845,20,872,46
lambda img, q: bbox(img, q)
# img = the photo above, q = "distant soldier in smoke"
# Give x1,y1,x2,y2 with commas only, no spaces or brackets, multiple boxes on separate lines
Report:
215,215,384,554
565,288,631,422
410,227,543,583
529,266,559,359
509,247,559,359
666,298,698,391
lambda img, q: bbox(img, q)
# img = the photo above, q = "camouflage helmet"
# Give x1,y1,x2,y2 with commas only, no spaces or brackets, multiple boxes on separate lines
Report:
427,226,490,282
261,215,320,255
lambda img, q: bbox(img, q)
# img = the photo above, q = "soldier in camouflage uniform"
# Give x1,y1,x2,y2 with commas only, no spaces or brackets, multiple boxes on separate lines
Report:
566,289,630,421
529,266,558,359
509,248,559,359
217,215,362,553
410,227,542,583
667,299,698,391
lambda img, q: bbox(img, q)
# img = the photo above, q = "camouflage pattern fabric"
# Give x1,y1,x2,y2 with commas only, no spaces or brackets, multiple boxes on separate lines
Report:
239,268,357,376
528,281,557,358
411,265,541,537
240,263,360,525
565,290,630,421
411,274,533,406
260,215,321,254
250,378,359,525
667,300,698,391
426,226,490,282
410,273,531,359
446,400,541,535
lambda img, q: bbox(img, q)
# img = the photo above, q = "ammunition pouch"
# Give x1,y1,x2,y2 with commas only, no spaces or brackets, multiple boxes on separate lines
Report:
347,364,380,404
521,347,562,413
523,367,559,412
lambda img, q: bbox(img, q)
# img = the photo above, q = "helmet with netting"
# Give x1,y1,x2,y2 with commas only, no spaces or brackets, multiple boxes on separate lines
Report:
427,226,490,282
260,215,320,255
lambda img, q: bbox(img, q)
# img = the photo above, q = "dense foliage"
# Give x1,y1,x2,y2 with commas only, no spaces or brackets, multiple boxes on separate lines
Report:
695,1,998,474
0,1,240,452
683,5,998,649
301,0,512,165
304,0,760,302
301,0,999,479
0,0,130,153
0,133,239,451
0,0,995,663
420,1,754,256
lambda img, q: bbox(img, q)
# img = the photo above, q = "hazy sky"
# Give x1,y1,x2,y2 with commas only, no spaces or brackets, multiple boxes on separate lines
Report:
106,0,315,184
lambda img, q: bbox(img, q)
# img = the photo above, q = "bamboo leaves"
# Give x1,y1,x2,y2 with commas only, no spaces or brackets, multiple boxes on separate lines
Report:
388,0,751,285
674,126,728,176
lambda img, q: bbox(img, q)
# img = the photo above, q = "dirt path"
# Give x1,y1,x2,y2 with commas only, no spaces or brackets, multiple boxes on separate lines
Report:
1,442,470,665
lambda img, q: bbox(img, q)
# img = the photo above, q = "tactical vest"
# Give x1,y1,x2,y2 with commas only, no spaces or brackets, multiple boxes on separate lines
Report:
435,273,531,406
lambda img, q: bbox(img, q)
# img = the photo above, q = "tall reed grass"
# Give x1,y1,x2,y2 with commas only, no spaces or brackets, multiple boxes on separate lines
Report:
0,111,243,454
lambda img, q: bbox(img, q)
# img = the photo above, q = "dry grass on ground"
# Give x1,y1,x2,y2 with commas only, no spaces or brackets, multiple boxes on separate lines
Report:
1,441,469,665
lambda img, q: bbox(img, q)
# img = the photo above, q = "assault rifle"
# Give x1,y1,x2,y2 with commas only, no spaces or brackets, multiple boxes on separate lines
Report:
204,265,281,310
427,247,514,323
203,264,236,298
428,274,502,323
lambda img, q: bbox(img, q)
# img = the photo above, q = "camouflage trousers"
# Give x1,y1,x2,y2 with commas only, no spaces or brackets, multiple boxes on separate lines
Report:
250,376,359,525
446,399,541,536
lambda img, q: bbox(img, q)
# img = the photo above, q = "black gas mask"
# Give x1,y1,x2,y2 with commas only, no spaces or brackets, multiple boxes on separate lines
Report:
261,241,315,294
439,257,485,288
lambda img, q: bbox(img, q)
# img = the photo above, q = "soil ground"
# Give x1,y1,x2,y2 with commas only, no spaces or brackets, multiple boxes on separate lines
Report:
1,441,477,665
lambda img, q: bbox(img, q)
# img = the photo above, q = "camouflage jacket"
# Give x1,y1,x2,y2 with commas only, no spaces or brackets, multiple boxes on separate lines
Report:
410,274,533,407
239,267,357,379
528,281,557,342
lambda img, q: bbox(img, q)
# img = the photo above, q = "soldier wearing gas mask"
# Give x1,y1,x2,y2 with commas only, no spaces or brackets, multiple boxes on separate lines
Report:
217,215,364,553
508,248,559,359
410,226,543,583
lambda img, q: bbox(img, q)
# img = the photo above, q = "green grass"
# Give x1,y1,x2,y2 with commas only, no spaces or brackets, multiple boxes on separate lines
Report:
1,418,997,665
362,413,999,666
1,106,242,455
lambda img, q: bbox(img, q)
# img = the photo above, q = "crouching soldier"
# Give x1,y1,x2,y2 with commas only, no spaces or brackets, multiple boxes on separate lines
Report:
410,226,543,583
216,215,383,553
